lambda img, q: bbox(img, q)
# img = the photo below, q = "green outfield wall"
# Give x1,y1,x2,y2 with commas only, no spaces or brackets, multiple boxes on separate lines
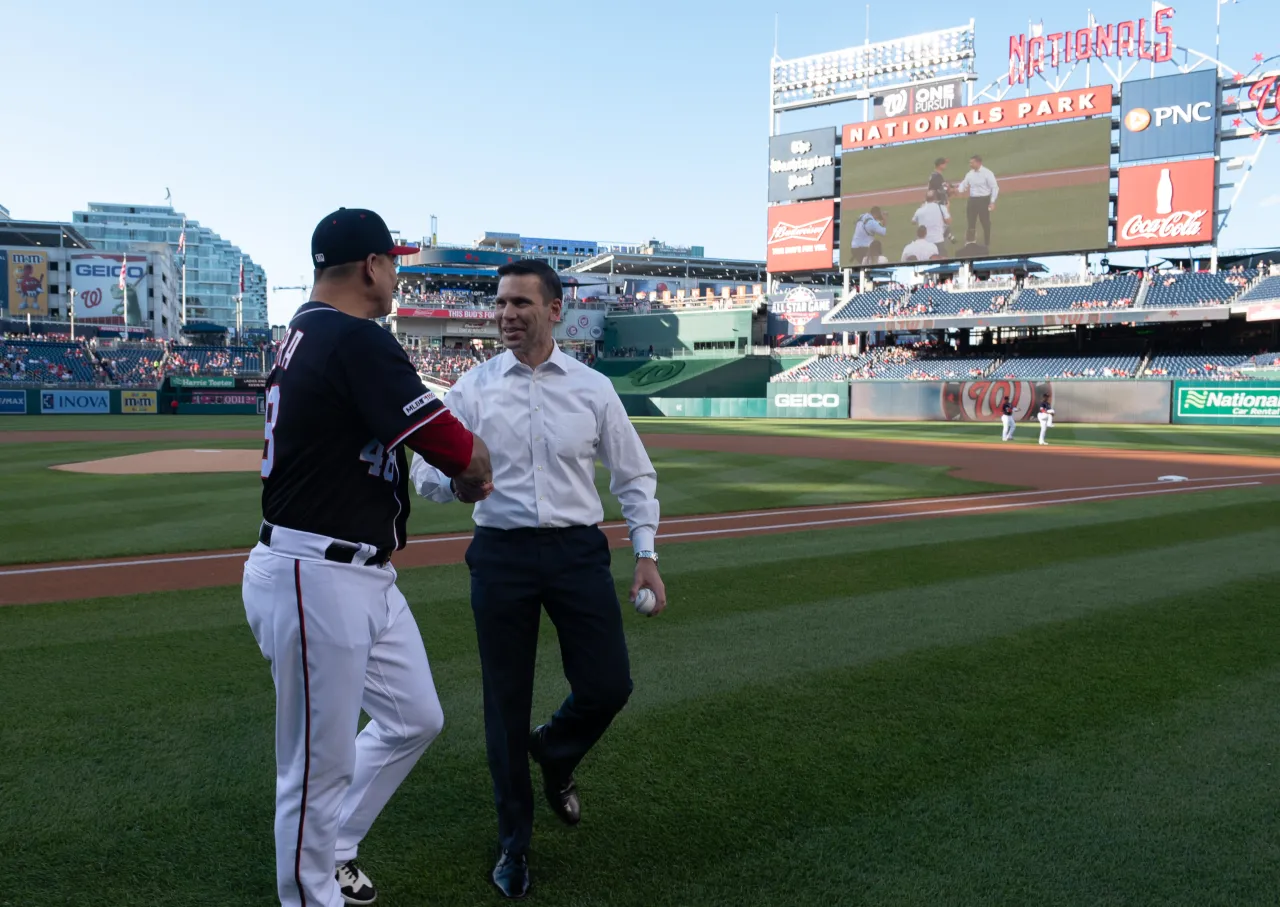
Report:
603,309,754,354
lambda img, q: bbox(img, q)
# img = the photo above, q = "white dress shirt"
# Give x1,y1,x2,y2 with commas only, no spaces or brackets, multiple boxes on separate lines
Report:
911,203,950,244
957,166,1000,203
410,344,659,553
901,238,939,261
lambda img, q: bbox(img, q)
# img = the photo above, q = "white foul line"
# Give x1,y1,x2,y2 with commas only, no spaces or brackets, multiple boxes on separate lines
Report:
651,482,1262,541
0,475,1272,578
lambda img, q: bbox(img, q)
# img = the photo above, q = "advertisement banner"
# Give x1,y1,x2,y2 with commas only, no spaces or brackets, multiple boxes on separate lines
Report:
846,379,1171,424
1115,158,1215,248
1172,382,1280,425
767,286,836,335
121,390,157,414
0,390,26,414
825,306,1231,331
0,251,7,313
555,309,605,341
766,381,849,419
40,390,109,414
766,199,835,274
1246,302,1280,322
170,376,237,388
768,128,838,203
69,253,146,324
1119,71,1218,163
841,118,1111,267
842,87,1113,150
190,392,260,405
9,251,49,316
395,306,496,320
874,79,966,120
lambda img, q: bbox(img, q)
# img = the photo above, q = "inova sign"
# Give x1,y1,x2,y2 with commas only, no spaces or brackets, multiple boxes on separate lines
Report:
774,392,841,408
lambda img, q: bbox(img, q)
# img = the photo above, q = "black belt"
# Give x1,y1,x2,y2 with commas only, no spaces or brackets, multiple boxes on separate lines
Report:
258,523,392,567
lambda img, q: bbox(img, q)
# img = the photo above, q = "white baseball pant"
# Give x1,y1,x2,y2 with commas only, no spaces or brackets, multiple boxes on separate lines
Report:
1038,411,1054,444
1001,414,1015,441
243,531,444,907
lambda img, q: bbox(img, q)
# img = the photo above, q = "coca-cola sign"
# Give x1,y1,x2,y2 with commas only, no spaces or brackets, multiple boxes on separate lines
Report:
766,199,835,273
1119,210,1208,243
1115,158,1215,249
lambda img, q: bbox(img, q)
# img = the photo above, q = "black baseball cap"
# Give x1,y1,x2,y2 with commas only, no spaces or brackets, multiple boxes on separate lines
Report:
311,207,418,269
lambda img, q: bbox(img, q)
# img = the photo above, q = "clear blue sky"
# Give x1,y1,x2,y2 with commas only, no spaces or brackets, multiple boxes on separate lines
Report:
3,0,1276,325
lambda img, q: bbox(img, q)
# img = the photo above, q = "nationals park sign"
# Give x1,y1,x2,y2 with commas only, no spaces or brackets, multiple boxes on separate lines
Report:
1007,7,1175,85
842,88,1113,150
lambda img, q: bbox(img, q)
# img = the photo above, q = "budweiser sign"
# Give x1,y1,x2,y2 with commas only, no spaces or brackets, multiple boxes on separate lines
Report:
1115,159,1215,249
768,217,832,245
766,199,835,273
1119,210,1208,243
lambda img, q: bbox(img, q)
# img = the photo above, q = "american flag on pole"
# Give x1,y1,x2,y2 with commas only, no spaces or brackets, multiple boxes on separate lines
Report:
177,220,186,256
119,254,127,292
239,256,244,294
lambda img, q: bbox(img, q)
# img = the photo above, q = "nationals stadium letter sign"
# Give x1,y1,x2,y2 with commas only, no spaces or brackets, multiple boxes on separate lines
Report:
842,88,1112,150
1008,7,1174,85
766,199,835,273
1115,158,1215,248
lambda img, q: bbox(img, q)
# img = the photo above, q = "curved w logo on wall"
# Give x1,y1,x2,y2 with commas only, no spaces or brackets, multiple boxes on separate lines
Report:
628,361,686,388
941,380,1050,421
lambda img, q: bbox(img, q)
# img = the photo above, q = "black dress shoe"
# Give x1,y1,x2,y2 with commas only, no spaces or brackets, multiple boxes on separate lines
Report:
529,725,581,825
491,849,530,900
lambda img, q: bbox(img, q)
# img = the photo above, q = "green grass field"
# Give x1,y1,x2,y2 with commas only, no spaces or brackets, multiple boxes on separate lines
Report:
840,117,1111,266
4,486,1280,905
0,433,1007,565
841,183,1109,266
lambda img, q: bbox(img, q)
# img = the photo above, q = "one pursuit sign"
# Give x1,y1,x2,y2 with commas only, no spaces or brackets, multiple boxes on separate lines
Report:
1173,383,1280,426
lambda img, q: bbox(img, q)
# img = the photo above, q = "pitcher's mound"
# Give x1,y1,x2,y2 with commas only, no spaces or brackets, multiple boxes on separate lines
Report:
52,448,260,475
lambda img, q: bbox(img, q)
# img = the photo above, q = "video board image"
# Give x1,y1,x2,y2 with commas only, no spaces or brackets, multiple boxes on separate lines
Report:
839,117,1112,268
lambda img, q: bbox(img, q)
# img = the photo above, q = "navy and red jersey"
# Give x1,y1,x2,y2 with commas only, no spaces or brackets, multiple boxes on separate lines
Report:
1039,401,1052,414
1000,400,1014,417
260,301,465,550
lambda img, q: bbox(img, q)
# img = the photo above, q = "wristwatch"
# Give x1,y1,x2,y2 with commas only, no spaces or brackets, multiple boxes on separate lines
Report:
635,549,658,563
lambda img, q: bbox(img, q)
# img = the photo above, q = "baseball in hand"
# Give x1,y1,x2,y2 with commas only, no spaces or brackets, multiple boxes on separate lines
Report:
633,588,657,615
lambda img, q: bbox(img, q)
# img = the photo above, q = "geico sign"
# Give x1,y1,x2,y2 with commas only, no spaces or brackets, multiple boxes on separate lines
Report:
774,393,841,408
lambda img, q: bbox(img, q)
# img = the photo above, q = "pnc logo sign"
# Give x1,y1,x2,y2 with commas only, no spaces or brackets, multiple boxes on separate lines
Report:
774,393,841,408
1123,102,1212,132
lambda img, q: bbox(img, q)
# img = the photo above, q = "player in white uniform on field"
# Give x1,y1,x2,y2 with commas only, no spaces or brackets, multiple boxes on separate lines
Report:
1037,394,1055,445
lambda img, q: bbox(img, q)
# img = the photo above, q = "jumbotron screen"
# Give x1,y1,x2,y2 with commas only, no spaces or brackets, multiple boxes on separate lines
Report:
839,118,1112,267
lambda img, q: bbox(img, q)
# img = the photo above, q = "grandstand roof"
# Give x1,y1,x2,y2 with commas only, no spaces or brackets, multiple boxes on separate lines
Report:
1158,249,1280,270
0,220,94,250
920,259,1049,277
568,251,766,282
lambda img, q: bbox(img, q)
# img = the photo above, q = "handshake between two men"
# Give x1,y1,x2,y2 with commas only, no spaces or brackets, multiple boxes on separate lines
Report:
451,434,494,503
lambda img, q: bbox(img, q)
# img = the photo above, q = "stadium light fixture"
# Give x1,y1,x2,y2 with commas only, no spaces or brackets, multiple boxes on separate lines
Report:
771,22,977,114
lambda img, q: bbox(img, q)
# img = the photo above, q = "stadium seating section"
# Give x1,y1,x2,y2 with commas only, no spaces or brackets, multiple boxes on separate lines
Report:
1239,276,1280,303
993,355,1142,379
1141,270,1255,308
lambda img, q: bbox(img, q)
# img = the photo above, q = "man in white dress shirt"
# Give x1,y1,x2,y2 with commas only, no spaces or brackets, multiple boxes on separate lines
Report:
956,154,999,248
410,259,665,900
901,226,940,263
911,191,951,258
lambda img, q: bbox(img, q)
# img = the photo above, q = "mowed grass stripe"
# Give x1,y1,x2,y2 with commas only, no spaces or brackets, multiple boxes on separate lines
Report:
632,418,1280,457
2,521,1275,905
0,443,1009,565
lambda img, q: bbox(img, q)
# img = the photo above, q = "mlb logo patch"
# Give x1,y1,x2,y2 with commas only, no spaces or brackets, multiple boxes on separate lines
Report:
402,391,438,417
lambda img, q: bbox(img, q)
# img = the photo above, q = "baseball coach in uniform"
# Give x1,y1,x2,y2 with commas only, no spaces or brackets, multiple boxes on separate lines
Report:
411,259,665,899
243,207,493,907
